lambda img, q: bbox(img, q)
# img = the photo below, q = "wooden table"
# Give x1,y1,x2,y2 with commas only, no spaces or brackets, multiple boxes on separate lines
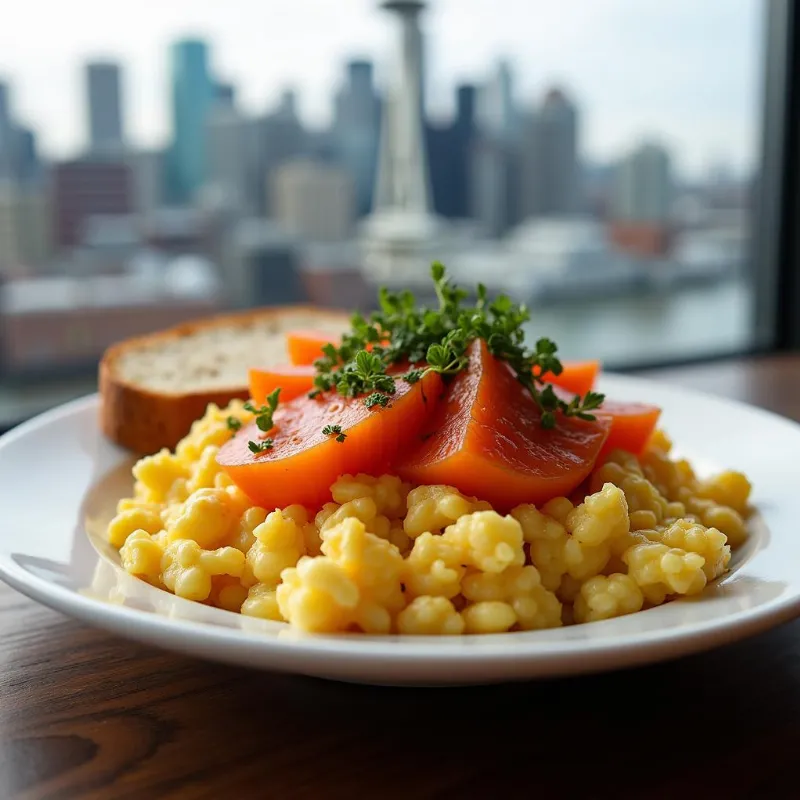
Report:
2,356,800,799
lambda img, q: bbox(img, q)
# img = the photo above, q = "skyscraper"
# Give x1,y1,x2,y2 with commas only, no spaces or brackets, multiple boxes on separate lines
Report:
258,90,307,216
215,82,236,108
0,81,13,179
0,183,52,270
86,62,125,155
470,61,520,236
167,39,214,204
52,160,132,248
128,149,165,220
611,142,672,222
332,59,381,216
609,141,673,256
470,136,517,237
0,84,42,185
477,60,516,139
206,103,251,213
519,87,580,219
427,83,477,219
11,127,41,184
270,159,355,241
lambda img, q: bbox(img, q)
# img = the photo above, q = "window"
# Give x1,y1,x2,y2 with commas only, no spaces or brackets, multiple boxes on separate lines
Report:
0,0,778,427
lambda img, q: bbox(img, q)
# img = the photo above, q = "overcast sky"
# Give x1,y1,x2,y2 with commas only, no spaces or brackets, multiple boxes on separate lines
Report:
0,0,763,178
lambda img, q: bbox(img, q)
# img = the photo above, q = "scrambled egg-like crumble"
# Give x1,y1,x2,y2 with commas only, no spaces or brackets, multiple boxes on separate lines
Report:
107,401,752,635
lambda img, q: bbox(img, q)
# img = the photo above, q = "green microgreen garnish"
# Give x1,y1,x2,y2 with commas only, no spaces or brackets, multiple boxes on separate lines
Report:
248,438,274,454
311,349,396,400
244,388,281,433
401,368,425,384
226,416,242,433
322,424,347,442
245,388,281,453
364,392,391,409
309,262,604,427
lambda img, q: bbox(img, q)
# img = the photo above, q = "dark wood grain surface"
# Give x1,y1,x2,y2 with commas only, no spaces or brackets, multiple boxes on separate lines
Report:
2,355,800,800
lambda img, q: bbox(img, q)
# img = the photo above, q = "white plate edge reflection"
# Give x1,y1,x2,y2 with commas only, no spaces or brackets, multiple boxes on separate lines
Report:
0,374,799,684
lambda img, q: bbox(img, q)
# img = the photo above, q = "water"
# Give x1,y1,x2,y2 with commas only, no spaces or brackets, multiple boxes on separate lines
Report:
522,278,753,367
0,278,754,430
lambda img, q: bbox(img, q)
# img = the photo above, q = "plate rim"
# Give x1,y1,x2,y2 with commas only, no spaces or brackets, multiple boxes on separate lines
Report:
1,377,800,682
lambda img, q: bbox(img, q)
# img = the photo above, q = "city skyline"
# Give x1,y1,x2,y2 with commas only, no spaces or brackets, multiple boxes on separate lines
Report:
0,0,756,392
0,0,761,179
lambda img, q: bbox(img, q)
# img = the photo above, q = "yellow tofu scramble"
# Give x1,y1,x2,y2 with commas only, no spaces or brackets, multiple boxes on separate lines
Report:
107,400,752,635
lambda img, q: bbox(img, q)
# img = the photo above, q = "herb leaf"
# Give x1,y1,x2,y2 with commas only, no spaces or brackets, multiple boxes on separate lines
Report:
309,262,605,427
364,392,391,409
322,424,347,442
248,438,274,454
244,388,281,433
244,389,281,452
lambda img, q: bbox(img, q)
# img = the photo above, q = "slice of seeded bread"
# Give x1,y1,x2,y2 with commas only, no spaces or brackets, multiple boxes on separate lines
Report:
99,306,349,455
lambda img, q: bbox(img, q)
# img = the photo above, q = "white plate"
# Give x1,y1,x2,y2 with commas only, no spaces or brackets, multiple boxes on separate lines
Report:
0,375,798,686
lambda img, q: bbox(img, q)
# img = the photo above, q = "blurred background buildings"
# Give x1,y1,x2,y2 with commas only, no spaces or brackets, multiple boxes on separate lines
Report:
0,0,759,423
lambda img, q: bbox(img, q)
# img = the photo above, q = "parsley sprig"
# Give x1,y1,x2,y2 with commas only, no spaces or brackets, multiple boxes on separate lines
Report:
364,392,391,409
322,424,347,443
309,262,605,428
244,388,281,454
244,388,281,432
310,348,396,399
248,438,274,454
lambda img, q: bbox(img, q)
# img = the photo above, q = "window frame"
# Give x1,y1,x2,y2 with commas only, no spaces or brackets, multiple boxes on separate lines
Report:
752,0,797,352
623,0,796,373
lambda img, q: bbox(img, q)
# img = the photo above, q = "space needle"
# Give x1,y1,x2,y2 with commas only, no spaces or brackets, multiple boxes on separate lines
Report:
359,0,448,284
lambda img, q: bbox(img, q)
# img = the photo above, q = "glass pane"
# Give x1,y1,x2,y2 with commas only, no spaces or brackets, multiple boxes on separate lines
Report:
0,0,766,428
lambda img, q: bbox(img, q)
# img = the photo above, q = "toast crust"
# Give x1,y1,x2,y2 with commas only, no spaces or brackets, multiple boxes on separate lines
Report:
99,305,348,454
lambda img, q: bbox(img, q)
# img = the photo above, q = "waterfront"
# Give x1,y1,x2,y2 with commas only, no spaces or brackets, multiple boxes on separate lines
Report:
524,278,752,367
0,278,754,429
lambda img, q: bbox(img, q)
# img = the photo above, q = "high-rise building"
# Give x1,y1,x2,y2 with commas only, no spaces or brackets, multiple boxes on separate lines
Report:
609,141,673,256
332,60,381,216
257,90,307,215
477,60,517,140
470,137,518,237
222,219,305,308
202,81,268,216
0,82,11,180
270,159,355,242
86,62,125,156
336,61,379,127
0,83,42,185
215,81,236,108
166,39,214,204
582,161,616,218
519,87,580,219
206,103,251,213
427,83,477,219
469,61,520,236
12,127,42,184
52,160,132,248
128,149,164,220
611,142,673,222
0,183,52,270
